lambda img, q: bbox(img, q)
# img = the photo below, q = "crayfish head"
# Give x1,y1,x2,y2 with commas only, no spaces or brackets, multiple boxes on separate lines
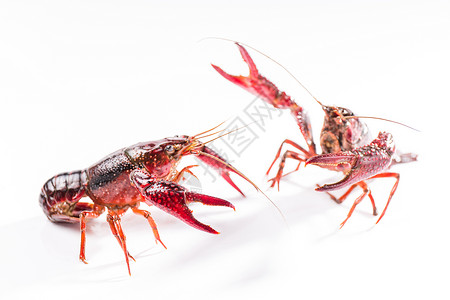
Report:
175,136,205,158
322,105,354,123
125,136,203,179
320,105,371,153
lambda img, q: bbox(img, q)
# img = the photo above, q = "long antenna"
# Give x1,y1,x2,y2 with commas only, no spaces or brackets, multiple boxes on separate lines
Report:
191,120,227,139
343,116,420,132
199,119,261,145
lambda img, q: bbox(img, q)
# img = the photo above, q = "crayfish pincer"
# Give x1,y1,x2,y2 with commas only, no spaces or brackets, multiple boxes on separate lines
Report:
39,127,255,275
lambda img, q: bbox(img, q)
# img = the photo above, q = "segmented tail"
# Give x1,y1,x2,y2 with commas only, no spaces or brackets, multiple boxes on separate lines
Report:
39,170,90,223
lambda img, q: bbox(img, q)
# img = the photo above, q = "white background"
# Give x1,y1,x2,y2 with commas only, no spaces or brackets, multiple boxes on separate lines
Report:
1,0,448,299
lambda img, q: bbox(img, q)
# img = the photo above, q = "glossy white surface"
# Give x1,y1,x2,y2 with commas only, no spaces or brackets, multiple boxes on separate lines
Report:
0,1,447,299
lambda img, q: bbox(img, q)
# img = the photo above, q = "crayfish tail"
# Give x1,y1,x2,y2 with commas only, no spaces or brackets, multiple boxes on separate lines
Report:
39,170,90,223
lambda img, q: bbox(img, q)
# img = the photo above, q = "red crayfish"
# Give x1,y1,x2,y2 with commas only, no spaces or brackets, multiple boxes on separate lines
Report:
212,42,417,227
39,127,257,275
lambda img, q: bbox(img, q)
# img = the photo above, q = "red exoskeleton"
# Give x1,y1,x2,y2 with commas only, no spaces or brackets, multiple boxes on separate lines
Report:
212,42,417,227
39,127,258,275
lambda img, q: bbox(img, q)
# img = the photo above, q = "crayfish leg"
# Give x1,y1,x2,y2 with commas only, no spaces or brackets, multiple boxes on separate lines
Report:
318,181,378,228
170,165,199,184
79,204,105,264
267,139,312,176
106,212,133,276
131,205,167,249
268,150,306,191
369,172,400,224
320,182,377,217
318,183,359,204
339,186,371,229
331,173,400,226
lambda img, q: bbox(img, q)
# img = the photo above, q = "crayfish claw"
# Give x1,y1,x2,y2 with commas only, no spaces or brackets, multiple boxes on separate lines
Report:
308,132,396,192
131,169,233,235
307,152,358,191
187,192,235,211
210,43,259,92
211,64,251,90
236,43,259,78
196,145,249,197
221,171,245,197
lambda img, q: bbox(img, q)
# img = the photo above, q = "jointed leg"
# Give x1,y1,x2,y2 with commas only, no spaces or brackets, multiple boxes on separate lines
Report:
319,172,399,227
320,183,359,204
339,185,370,229
170,165,199,184
320,181,377,217
268,150,306,190
131,205,167,249
266,139,311,175
106,211,132,275
369,172,400,224
79,204,105,264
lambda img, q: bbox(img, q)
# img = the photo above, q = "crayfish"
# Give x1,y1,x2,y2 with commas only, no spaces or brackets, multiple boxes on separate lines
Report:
212,42,417,227
39,126,258,275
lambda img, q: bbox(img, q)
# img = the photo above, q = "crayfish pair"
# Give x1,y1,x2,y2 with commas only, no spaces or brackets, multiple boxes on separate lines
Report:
39,43,416,275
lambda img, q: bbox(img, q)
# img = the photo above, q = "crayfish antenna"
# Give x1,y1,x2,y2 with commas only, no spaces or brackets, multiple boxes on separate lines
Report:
200,120,260,146
191,120,228,140
342,115,420,132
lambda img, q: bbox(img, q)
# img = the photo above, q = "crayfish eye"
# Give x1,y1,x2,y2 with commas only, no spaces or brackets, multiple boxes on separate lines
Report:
165,145,175,155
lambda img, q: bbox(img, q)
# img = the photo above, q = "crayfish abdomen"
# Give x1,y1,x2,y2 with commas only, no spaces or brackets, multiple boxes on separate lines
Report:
39,170,89,223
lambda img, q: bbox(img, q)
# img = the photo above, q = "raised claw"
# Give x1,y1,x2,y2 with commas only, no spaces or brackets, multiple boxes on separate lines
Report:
130,169,234,234
212,43,294,109
211,43,259,94
212,43,316,154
